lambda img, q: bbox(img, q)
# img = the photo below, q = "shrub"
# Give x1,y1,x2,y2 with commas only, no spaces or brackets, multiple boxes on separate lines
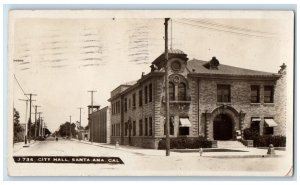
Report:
158,136,212,149
243,128,259,140
253,135,286,147
242,127,285,147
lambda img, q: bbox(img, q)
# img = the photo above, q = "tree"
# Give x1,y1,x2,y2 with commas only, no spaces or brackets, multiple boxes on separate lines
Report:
13,108,24,143
58,122,78,138
45,128,51,136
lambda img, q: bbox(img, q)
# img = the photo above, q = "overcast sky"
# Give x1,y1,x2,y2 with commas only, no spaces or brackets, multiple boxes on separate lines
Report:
10,11,294,132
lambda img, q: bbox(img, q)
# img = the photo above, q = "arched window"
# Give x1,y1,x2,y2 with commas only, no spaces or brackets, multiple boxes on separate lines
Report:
178,82,186,101
169,82,175,101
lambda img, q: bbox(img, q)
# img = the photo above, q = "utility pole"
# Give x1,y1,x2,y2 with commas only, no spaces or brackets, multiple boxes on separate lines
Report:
41,117,44,137
37,112,43,137
19,99,30,144
32,105,41,140
88,90,97,143
69,115,72,139
24,93,37,143
78,107,83,127
164,18,170,156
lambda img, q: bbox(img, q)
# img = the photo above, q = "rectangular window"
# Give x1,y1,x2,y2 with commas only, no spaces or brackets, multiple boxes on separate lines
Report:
251,117,261,134
133,121,136,136
115,102,118,114
113,124,115,136
132,93,136,108
116,124,118,136
118,101,121,113
139,119,143,136
149,84,153,102
217,84,231,102
179,127,189,135
144,86,148,104
124,98,127,112
264,86,274,103
164,116,174,135
139,90,143,106
264,127,274,135
113,125,115,136
112,125,114,136
264,117,275,135
128,98,131,109
114,102,116,115
251,85,260,103
149,117,152,136
145,118,148,136
124,122,128,136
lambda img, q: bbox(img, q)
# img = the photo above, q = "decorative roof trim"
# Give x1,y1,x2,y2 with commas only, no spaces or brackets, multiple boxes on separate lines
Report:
188,73,281,80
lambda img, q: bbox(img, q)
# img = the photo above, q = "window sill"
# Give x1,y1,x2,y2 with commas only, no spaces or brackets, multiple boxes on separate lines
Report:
216,102,232,106
250,103,262,105
162,100,191,104
263,103,275,106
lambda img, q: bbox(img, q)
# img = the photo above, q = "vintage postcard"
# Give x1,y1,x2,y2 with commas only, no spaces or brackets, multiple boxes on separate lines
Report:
7,10,294,176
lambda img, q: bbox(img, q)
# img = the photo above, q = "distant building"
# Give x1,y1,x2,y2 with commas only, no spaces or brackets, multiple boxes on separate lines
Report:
89,106,111,143
78,129,89,141
108,49,287,149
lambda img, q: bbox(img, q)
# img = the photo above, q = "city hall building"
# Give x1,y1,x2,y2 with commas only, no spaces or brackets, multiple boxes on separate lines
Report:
108,49,287,149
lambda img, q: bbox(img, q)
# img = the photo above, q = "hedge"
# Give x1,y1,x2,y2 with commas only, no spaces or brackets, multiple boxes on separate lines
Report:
243,128,286,147
158,136,212,149
252,135,286,147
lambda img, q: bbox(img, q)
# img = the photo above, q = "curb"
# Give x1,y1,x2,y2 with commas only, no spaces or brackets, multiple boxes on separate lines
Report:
204,154,284,158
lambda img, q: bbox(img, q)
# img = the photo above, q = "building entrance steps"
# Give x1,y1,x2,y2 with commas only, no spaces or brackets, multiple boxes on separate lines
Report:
216,140,246,148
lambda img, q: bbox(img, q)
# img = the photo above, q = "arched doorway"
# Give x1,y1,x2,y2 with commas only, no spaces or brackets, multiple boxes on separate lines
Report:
213,114,233,140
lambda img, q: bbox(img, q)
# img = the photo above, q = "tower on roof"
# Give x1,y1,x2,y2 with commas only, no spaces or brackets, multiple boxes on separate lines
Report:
151,48,188,71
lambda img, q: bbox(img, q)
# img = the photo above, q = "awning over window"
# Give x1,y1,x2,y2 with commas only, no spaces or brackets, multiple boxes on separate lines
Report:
264,119,278,127
252,118,261,122
179,118,191,127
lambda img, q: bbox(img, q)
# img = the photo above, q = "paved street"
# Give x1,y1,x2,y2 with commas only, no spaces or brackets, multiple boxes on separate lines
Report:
10,137,292,176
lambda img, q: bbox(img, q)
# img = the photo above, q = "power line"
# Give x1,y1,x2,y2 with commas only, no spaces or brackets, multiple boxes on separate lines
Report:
173,19,274,39
182,18,276,35
13,74,29,99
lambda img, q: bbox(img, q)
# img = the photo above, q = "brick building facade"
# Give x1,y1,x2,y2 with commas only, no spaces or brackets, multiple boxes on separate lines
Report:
108,49,287,149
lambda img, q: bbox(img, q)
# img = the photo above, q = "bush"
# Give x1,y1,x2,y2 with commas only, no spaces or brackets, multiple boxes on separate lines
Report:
158,136,212,149
242,127,285,147
243,128,259,140
253,135,286,147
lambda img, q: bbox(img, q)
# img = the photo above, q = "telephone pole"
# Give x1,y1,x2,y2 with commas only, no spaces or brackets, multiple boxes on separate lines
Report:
32,105,41,140
164,18,170,156
37,112,43,137
88,90,97,143
24,93,37,143
19,99,30,144
78,107,83,127
69,115,72,139
41,117,44,137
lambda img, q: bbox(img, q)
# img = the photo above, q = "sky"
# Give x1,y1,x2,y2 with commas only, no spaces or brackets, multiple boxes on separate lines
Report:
10,11,294,132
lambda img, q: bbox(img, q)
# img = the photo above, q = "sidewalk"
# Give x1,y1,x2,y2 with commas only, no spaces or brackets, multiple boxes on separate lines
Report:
72,139,286,158
13,140,39,153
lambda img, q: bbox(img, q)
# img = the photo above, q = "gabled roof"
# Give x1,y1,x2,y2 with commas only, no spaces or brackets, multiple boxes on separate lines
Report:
187,59,279,77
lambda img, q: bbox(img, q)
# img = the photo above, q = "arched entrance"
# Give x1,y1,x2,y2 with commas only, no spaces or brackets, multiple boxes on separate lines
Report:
213,114,233,140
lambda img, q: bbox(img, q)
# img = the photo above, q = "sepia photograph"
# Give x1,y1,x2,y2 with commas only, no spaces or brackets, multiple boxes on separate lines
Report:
7,10,294,176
